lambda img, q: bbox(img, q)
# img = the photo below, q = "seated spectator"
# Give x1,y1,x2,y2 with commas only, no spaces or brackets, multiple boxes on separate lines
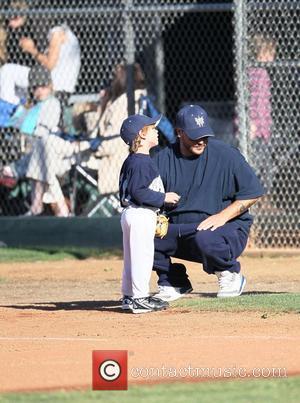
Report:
0,65,74,216
0,0,81,123
85,62,148,194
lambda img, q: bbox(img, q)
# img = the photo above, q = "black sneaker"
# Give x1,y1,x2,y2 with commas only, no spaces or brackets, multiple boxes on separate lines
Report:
122,295,133,310
132,296,169,314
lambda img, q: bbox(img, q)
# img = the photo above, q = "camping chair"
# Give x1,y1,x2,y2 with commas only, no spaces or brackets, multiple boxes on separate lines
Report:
58,131,123,217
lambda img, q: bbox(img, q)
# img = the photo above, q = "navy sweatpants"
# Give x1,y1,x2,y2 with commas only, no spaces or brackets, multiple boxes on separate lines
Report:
154,221,249,287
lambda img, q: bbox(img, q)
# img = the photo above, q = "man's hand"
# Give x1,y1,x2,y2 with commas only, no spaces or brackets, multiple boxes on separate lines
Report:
197,198,260,232
197,213,227,231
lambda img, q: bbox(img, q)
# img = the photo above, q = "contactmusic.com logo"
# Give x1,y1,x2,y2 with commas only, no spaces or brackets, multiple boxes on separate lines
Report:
92,350,128,390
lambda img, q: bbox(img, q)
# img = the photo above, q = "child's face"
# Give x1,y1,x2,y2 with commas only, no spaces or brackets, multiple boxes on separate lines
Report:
142,124,159,147
33,85,52,101
257,45,276,63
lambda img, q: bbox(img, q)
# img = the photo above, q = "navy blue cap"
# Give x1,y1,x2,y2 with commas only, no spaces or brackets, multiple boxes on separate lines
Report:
175,104,214,140
120,114,162,146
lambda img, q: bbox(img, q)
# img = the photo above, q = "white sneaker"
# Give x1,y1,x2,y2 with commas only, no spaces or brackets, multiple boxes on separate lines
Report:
153,284,193,302
131,297,169,314
215,271,246,298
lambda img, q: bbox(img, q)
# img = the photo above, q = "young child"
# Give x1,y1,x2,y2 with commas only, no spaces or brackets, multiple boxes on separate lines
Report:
248,34,276,193
119,114,180,314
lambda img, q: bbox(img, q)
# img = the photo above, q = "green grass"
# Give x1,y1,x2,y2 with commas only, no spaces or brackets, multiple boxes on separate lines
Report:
0,248,122,263
173,293,300,314
0,377,299,403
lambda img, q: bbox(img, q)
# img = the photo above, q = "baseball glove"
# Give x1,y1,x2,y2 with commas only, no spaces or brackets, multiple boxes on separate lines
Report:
155,214,169,238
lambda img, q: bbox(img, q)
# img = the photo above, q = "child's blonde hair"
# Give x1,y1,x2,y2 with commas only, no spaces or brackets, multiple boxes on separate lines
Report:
129,134,142,153
129,124,155,153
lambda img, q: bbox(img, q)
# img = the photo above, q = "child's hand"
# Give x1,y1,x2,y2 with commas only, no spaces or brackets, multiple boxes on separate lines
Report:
164,192,181,205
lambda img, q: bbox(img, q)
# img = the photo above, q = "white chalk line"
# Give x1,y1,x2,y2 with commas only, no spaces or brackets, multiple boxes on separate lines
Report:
0,335,299,342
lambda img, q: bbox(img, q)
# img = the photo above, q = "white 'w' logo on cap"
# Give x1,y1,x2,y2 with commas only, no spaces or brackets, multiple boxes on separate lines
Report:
195,116,205,127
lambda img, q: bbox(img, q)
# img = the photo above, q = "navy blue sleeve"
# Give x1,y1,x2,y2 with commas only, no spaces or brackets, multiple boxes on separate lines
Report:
232,149,265,200
126,165,165,208
119,154,166,208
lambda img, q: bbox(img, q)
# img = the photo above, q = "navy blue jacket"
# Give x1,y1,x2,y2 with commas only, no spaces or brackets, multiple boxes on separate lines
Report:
119,153,165,208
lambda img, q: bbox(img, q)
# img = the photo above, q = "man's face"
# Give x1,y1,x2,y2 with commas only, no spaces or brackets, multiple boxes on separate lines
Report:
177,129,208,157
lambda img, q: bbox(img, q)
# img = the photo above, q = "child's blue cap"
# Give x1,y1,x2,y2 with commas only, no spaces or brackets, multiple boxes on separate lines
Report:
120,114,161,146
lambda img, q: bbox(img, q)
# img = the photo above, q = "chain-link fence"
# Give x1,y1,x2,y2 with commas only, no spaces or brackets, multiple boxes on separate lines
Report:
234,0,300,248
0,0,298,248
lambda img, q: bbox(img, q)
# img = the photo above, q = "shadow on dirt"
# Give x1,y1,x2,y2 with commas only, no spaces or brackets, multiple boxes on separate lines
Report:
0,300,126,313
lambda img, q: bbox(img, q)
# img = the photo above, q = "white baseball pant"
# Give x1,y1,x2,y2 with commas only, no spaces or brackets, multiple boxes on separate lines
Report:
121,205,157,298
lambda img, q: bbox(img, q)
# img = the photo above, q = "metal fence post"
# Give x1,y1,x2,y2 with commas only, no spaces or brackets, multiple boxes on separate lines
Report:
155,35,166,114
234,0,248,160
124,0,135,116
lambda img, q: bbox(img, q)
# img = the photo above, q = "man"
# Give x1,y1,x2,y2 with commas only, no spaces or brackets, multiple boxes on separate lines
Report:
152,104,264,301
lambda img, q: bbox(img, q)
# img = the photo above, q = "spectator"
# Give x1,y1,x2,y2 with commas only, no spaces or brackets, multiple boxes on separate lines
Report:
248,34,276,192
0,65,72,216
0,0,35,124
5,1,36,67
85,62,148,194
0,0,81,119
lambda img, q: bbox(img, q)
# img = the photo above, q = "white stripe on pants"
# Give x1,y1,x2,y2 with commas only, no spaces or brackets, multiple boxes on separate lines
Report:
121,206,157,298
0,63,30,104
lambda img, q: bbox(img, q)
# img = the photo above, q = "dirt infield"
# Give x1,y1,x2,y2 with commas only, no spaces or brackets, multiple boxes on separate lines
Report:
0,255,299,392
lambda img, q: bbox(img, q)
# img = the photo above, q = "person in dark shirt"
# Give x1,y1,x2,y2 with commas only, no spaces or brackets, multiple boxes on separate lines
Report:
0,1,36,123
5,0,36,67
119,114,180,314
152,104,265,301
0,0,80,113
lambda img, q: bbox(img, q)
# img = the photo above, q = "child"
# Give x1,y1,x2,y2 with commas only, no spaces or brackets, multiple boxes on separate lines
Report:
248,34,276,193
249,34,276,143
119,114,180,314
